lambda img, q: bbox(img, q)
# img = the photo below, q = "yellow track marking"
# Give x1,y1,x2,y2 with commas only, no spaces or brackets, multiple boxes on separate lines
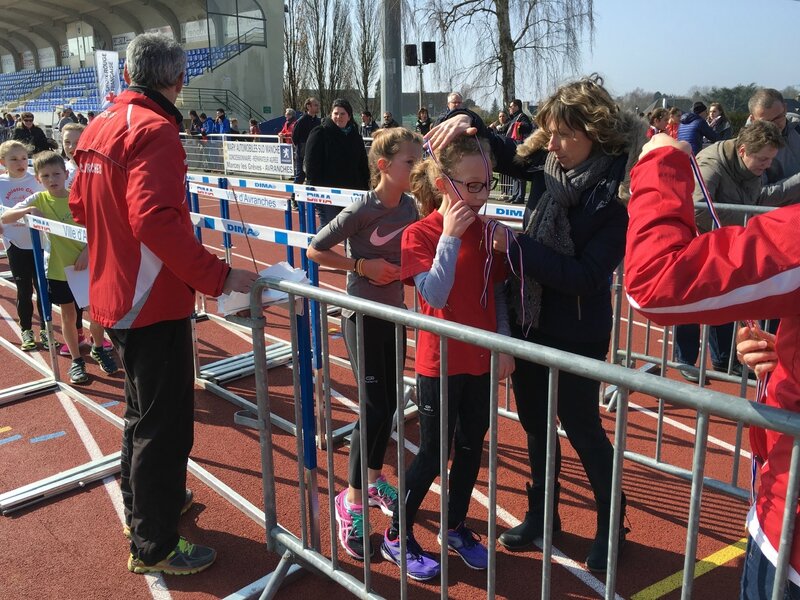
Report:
630,538,747,599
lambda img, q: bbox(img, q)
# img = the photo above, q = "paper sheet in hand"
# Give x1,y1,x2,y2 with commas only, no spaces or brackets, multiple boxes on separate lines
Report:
216,261,308,316
63,266,90,309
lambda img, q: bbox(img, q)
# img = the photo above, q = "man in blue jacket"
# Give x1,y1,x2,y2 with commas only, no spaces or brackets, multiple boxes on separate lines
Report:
677,102,718,154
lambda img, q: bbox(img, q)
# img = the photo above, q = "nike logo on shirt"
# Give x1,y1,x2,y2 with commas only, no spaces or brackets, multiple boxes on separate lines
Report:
369,226,406,246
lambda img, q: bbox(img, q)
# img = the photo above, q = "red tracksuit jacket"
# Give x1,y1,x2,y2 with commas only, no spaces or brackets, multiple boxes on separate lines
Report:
625,146,800,585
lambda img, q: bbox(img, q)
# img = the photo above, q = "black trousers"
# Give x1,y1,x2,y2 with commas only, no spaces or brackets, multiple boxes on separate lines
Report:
511,330,615,507
109,318,195,564
6,244,42,331
392,373,490,531
342,315,405,490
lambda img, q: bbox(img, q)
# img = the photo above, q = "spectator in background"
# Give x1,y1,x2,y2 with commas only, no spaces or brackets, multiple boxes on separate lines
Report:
57,107,78,131
248,118,259,136
87,111,96,123
12,112,50,155
304,98,370,227
677,101,718,154
360,111,379,137
415,107,432,135
229,118,240,135
489,110,510,135
505,98,534,204
278,108,296,143
749,88,800,205
666,107,681,139
212,108,230,134
3,113,13,127
188,110,203,135
76,113,88,125
707,102,732,141
200,112,214,135
434,92,464,125
647,107,669,138
382,111,400,128
292,97,321,185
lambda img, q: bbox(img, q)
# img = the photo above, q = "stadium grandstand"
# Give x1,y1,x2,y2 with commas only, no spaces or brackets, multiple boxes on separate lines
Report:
0,0,283,129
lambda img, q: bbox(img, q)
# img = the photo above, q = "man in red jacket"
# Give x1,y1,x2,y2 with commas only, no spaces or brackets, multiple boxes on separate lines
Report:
625,133,800,599
70,33,257,576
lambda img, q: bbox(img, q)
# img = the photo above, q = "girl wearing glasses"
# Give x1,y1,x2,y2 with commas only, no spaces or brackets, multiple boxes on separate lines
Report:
380,135,514,580
426,74,646,572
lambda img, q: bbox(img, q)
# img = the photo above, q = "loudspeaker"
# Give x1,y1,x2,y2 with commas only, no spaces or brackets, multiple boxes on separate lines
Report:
421,41,436,64
404,44,418,67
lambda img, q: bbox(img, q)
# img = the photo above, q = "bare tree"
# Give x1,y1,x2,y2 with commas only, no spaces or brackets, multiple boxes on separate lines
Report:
283,0,309,110
303,0,354,112
419,0,595,103
351,0,381,112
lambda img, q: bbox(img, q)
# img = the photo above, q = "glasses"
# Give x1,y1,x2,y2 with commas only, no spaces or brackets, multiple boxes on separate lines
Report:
23,119,33,122
448,177,497,194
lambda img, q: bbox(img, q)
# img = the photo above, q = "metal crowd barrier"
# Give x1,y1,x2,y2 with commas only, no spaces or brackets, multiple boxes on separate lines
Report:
234,276,800,600
608,201,779,500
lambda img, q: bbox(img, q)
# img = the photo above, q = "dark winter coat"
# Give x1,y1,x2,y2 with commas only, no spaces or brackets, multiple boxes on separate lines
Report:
304,118,370,190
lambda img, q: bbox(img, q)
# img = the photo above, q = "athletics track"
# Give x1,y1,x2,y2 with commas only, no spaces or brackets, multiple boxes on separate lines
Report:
0,187,756,599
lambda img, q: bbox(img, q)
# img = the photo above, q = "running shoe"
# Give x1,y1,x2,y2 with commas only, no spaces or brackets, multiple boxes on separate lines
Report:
68,357,89,384
20,329,36,351
368,475,398,517
60,334,90,356
127,537,216,575
90,344,118,374
438,522,488,570
380,529,440,581
40,330,58,351
334,489,368,560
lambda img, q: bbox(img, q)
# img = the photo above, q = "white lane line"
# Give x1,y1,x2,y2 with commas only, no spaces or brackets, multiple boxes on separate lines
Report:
0,306,172,599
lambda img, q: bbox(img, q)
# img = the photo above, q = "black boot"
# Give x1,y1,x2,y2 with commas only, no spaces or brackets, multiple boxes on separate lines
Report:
585,493,629,573
498,483,561,550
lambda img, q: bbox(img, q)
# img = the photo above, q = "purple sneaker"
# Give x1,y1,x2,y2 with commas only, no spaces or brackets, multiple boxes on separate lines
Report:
368,475,398,516
380,529,440,581
334,489,369,560
439,523,488,570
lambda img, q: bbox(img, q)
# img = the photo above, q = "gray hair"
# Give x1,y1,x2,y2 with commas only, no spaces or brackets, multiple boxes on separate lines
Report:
748,88,785,115
285,108,296,118
125,33,186,90
447,92,463,103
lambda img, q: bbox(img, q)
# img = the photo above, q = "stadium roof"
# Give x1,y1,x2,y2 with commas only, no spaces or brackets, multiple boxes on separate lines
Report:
0,0,211,69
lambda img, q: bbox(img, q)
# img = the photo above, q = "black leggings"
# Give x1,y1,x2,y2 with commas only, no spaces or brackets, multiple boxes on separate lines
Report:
392,373,490,531
342,315,406,490
6,244,43,331
511,330,614,507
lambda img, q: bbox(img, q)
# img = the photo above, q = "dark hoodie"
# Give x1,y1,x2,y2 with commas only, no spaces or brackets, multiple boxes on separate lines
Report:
303,117,369,190
677,112,718,155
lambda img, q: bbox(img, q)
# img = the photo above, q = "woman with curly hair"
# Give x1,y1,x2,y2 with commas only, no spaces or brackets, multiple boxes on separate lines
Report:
427,74,646,572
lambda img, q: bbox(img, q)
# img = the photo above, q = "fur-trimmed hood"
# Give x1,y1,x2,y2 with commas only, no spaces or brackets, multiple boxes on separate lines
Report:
515,111,649,203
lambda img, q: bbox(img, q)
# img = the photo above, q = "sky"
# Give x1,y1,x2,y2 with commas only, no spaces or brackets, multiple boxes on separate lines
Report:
413,0,800,106
565,0,800,100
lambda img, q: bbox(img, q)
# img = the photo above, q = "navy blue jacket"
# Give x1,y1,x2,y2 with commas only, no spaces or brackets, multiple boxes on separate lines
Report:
678,112,718,155
450,109,628,345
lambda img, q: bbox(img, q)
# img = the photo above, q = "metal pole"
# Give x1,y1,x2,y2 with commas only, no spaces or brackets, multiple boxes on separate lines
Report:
381,0,402,123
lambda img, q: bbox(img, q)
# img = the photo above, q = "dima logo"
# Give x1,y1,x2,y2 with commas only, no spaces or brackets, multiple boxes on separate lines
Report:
253,181,277,190
496,208,524,217
225,223,260,237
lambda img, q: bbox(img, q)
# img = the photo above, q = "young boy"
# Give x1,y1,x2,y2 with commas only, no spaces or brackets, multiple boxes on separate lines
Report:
1,151,118,383
58,123,113,357
0,140,47,350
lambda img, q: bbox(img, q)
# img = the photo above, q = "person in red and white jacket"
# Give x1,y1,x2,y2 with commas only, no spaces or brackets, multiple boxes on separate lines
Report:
69,33,257,576
625,133,800,599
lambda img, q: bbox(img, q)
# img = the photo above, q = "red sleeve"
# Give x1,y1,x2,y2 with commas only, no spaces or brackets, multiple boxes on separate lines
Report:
127,122,229,297
401,222,435,286
625,146,800,325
